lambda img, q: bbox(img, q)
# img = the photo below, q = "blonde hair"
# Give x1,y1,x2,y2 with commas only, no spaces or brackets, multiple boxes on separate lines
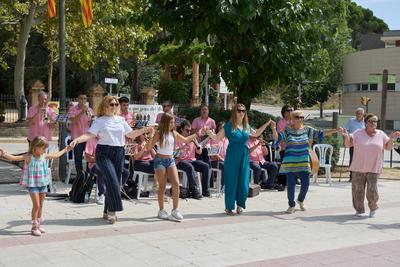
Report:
291,110,305,125
29,136,48,154
158,113,174,148
230,103,249,132
97,95,120,117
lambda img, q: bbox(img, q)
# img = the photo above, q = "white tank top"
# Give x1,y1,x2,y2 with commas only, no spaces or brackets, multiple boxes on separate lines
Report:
156,132,174,156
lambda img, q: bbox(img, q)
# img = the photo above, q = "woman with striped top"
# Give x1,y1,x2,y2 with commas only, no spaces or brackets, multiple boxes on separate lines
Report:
272,110,343,214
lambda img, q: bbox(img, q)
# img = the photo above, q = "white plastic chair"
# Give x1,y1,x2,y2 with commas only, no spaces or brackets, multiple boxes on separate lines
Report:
210,167,223,196
312,144,334,185
177,169,202,195
135,171,152,199
46,143,58,193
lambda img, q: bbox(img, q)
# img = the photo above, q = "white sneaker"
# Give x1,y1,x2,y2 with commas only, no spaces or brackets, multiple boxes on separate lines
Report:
158,209,169,220
354,212,364,218
369,210,376,218
169,209,183,221
286,206,295,214
97,194,105,205
297,200,306,211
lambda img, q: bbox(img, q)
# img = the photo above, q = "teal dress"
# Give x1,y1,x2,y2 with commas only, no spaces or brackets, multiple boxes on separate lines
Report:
223,122,251,210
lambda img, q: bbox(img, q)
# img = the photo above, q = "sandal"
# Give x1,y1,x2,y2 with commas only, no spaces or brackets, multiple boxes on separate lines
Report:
225,209,234,216
236,206,243,215
107,212,117,224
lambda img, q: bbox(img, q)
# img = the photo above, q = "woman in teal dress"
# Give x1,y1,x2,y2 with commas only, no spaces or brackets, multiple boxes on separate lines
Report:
207,103,273,215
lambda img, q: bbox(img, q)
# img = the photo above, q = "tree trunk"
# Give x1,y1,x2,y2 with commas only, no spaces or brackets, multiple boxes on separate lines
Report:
14,2,38,107
162,64,171,80
319,102,324,118
176,65,184,81
191,61,200,107
130,55,139,102
47,50,53,100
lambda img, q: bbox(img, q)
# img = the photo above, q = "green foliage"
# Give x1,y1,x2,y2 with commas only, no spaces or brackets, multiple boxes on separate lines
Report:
156,80,191,104
347,1,389,50
0,101,6,114
137,62,162,92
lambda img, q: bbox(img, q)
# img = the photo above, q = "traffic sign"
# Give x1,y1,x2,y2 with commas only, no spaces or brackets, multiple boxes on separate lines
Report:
105,78,118,84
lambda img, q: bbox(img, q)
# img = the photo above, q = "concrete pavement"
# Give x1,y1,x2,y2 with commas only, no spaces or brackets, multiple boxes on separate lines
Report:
1,178,400,266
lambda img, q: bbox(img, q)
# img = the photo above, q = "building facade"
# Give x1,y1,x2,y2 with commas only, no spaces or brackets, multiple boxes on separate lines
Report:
343,30,400,130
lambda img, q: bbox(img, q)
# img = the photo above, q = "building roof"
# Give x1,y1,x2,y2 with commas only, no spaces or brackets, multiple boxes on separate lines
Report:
382,30,400,37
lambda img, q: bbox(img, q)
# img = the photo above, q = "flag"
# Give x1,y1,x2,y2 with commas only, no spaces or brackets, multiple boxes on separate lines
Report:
80,0,93,27
48,0,56,18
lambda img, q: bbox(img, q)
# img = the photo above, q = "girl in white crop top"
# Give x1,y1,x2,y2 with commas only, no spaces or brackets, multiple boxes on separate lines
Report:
147,113,197,221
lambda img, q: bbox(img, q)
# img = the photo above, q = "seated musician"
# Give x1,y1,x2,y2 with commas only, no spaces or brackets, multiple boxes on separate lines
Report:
132,132,156,176
175,120,211,198
209,122,228,189
85,137,130,204
248,136,283,191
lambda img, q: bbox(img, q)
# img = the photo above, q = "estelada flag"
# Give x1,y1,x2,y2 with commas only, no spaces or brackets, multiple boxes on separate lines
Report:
48,0,56,18
80,0,93,27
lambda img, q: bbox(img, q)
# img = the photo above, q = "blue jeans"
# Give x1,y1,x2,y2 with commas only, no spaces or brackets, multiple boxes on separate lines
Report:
287,171,310,207
154,156,175,170
177,160,210,193
73,141,86,175
28,186,47,193
95,145,125,213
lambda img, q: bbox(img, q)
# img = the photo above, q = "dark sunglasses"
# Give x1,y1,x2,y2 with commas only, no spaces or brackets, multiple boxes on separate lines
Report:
109,103,119,107
286,109,293,112
294,116,304,120
163,105,171,108
237,109,246,113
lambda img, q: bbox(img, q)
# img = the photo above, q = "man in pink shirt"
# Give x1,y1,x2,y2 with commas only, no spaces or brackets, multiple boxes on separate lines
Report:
155,100,174,124
192,104,216,164
248,137,282,191
119,96,135,127
175,120,211,198
27,91,58,143
68,93,93,175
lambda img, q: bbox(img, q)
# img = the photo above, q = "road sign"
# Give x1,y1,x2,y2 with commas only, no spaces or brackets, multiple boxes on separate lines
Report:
105,78,118,84
368,74,396,84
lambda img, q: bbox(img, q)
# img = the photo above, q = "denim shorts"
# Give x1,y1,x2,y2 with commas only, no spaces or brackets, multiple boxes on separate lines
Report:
154,156,175,170
27,186,48,193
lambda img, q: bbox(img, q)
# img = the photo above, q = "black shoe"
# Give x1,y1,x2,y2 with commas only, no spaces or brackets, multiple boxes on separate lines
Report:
202,191,211,197
191,191,203,200
274,184,285,191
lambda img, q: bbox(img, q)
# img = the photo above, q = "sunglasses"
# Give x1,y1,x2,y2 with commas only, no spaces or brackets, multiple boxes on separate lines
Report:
237,109,246,113
286,109,293,112
109,103,119,107
294,116,304,120
367,120,378,124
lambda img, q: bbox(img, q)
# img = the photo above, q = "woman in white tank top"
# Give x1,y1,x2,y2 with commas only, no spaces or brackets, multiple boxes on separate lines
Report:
147,113,196,221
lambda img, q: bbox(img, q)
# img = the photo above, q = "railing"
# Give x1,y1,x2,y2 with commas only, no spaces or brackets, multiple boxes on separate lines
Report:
0,95,18,123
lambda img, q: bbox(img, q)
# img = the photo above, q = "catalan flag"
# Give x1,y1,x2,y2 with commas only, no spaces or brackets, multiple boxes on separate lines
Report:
80,0,93,27
47,0,56,18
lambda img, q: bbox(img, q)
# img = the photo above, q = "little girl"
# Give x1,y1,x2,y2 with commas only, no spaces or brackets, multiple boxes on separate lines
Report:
0,136,70,236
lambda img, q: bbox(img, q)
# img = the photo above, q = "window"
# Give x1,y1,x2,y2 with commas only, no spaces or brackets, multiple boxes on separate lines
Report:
385,120,394,130
361,84,368,91
388,83,395,91
369,84,378,91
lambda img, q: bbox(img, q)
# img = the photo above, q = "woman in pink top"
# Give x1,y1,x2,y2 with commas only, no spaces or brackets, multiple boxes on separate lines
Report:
342,113,400,218
132,133,156,174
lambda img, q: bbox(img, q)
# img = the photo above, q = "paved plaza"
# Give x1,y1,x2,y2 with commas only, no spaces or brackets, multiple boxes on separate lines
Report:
1,176,400,266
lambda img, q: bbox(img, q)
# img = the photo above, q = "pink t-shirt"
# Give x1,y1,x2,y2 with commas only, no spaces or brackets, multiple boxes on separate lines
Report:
27,105,57,141
192,116,216,135
277,118,288,133
248,139,266,164
121,111,135,127
85,138,98,169
175,140,196,161
132,142,153,161
209,138,228,161
68,105,93,139
350,129,390,174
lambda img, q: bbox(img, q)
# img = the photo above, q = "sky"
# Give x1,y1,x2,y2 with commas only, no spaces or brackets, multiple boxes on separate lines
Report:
353,0,400,30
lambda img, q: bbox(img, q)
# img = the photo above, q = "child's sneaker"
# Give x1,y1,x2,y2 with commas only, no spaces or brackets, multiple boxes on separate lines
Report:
31,220,42,237
169,209,183,221
158,209,169,220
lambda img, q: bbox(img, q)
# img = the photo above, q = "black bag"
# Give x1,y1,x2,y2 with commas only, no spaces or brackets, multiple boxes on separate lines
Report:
248,184,261,198
69,171,96,203
170,186,190,199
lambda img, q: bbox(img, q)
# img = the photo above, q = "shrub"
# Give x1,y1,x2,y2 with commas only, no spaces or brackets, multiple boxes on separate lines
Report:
157,80,191,104
0,101,6,114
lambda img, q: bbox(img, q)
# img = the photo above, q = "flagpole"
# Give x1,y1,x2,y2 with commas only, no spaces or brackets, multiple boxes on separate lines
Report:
58,0,67,181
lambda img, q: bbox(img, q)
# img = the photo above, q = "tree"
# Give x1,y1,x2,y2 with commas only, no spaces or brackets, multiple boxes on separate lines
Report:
147,0,326,109
347,1,389,50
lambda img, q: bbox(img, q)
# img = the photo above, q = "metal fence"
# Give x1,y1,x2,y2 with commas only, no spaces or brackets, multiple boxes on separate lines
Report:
0,95,18,123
